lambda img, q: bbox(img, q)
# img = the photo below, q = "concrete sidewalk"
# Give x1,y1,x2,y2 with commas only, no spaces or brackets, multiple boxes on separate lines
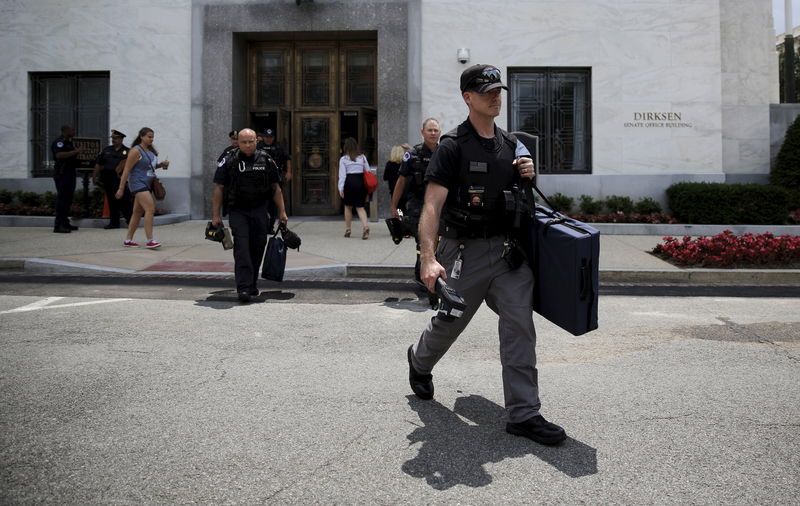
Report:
1,218,799,285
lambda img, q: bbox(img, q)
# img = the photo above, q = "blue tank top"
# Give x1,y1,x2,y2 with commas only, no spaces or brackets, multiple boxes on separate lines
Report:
132,146,156,179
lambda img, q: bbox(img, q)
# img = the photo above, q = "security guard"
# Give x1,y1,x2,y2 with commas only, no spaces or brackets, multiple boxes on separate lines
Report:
51,124,82,233
218,130,239,163
259,128,293,232
211,128,288,303
258,128,292,181
407,64,567,446
93,129,132,229
391,117,441,287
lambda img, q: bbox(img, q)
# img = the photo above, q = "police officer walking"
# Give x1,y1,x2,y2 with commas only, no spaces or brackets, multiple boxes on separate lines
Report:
211,128,288,303
51,124,82,233
218,130,239,163
93,129,133,229
391,117,441,286
406,64,567,445
259,128,293,232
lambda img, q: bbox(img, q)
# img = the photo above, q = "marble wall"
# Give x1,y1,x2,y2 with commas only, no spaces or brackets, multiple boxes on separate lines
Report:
720,0,776,175
0,0,193,212
420,0,775,187
0,0,779,216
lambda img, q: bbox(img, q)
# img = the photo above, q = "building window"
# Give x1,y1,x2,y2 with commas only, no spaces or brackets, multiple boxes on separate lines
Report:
508,68,591,174
30,72,109,177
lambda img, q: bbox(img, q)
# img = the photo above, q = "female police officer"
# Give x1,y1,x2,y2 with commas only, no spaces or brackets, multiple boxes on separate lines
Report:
406,64,566,446
211,128,288,303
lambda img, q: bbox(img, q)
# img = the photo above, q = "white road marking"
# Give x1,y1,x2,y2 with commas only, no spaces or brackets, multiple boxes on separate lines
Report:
0,297,133,314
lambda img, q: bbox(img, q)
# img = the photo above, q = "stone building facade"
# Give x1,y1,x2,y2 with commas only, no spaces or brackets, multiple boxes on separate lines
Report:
0,0,778,217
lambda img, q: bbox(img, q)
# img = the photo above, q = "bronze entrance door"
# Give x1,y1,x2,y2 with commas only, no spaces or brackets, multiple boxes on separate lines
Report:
248,39,376,215
292,112,338,215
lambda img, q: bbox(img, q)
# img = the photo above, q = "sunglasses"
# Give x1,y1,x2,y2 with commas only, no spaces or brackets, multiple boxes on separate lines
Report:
467,67,502,89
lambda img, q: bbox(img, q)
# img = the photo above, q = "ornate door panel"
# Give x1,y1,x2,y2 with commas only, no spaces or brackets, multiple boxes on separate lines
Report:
293,113,338,215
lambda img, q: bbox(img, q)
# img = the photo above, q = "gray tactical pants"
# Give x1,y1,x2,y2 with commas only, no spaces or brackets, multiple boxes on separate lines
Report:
410,235,541,423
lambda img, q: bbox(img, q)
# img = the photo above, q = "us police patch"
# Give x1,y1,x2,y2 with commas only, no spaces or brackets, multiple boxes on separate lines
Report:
217,158,226,167
402,151,411,162
56,142,64,148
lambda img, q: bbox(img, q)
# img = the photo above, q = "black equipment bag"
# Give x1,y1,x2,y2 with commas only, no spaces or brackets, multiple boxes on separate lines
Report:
513,132,600,336
261,231,287,282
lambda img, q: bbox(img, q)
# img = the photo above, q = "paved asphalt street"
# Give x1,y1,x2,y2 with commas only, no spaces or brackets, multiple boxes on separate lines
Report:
1,277,799,504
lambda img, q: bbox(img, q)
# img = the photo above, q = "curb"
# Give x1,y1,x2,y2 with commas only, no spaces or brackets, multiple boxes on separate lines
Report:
0,213,191,228
2,258,800,285
600,269,800,285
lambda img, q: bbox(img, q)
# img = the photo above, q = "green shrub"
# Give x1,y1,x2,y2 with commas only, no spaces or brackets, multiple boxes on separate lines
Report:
0,189,14,204
604,194,635,214
666,182,790,225
771,113,800,191
72,188,105,216
578,194,604,214
547,192,574,213
18,191,42,207
42,191,57,207
634,197,662,215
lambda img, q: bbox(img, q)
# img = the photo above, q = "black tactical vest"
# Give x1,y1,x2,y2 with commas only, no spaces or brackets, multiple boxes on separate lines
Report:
440,123,519,237
404,142,434,215
227,149,273,210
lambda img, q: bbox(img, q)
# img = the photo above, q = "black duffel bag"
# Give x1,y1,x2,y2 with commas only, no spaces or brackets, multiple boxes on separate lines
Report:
261,230,287,282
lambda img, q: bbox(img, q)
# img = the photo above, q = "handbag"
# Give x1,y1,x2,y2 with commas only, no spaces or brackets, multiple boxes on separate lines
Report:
362,157,378,194
152,176,166,200
261,230,287,282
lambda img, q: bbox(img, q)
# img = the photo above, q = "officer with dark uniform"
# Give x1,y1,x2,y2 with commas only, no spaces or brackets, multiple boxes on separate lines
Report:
93,129,133,229
51,124,82,233
211,128,288,303
257,128,292,182
218,130,239,163
391,117,441,286
258,128,293,232
406,64,567,446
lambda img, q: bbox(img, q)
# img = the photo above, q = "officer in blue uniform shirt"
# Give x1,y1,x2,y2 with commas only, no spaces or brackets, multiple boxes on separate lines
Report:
93,129,132,229
211,128,288,303
51,124,81,233
391,117,441,288
406,64,567,446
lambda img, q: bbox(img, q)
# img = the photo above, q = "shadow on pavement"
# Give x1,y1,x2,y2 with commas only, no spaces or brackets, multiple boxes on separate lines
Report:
402,394,597,489
381,297,432,313
194,289,296,309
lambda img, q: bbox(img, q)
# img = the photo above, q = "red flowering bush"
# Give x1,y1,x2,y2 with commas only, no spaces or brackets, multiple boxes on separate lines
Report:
570,212,679,224
652,230,800,268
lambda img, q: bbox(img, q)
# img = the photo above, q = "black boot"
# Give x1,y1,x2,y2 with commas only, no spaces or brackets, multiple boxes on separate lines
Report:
407,345,434,400
506,415,567,446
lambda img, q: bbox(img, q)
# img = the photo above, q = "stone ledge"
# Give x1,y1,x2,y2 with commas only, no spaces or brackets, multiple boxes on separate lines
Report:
601,268,800,285
591,223,800,236
0,213,190,228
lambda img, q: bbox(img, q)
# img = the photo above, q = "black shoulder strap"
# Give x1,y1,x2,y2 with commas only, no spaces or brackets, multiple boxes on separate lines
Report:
501,129,518,149
440,125,467,142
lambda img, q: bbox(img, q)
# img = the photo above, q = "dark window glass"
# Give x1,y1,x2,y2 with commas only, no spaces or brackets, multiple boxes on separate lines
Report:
30,72,109,177
301,49,331,107
345,49,375,106
255,50,287,107
509,68,591,174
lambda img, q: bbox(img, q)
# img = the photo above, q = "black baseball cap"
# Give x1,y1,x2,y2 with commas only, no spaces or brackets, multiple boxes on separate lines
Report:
229,130,238,139
460,64,508,93
263,128,275,137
